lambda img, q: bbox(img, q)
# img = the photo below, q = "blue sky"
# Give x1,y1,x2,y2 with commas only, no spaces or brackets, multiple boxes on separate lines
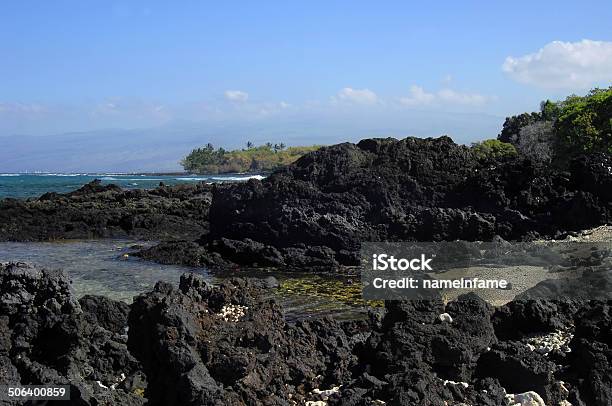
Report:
1,1,612,146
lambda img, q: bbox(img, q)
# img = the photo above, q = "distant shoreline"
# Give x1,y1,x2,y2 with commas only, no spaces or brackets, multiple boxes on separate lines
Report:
132,171,272,177
0,171,269,176
0,172,266,199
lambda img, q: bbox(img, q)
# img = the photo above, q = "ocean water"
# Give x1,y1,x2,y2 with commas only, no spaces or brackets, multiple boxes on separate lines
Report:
0,172,364,319
0,173,265,199
0,240,364,321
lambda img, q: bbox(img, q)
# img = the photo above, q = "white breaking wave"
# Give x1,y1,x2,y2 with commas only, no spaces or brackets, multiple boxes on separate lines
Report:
0,174,20,177
175,177,210,181
210,175,265,181
40,173,87,177
119,178,164,181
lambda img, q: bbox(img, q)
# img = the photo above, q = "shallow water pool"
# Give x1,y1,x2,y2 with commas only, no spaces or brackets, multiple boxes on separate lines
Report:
0,239,365,321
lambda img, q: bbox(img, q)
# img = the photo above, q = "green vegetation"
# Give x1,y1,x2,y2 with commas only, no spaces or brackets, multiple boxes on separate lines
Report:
181,142,322,174
498,86,612,164
554,88,612,154
471,139,517,160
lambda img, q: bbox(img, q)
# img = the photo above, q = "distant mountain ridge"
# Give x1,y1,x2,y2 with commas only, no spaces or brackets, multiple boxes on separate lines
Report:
0,112,502,172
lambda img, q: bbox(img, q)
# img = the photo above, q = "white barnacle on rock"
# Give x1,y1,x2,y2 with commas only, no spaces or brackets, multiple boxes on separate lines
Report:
96,381,109,389
523,329,574,356
305,385,341,405
505,391,546,406
442,379,468,388
311,386,341,399
218,304,248,322
438,313,453,323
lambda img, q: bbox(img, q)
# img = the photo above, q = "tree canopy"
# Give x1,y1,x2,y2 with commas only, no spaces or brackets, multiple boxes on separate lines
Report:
181,143,321,174
498,86,612,164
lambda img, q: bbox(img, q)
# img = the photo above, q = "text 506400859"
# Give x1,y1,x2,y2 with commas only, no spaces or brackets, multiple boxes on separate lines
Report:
1,385,70,401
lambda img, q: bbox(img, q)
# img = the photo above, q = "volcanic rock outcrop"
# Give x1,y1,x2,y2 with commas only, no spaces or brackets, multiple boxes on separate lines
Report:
0,180,212,241
2,263,610,405
0,262,145,405
140,136,612,269
3,137,611,271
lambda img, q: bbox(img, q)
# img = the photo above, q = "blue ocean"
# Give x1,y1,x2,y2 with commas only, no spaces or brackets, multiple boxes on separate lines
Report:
0,173,264,199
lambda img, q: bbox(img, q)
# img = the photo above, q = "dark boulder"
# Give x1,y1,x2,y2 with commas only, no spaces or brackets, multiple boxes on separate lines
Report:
79,294,130,335
128,273,358,405
0,262,146,406
566,302,612,406
492,299,579,340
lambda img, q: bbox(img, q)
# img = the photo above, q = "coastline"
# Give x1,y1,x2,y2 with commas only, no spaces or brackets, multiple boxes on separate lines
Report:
1,136,611,405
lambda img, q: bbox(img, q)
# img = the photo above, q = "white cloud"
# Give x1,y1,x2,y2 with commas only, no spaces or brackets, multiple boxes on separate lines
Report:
437,89,489,105
399,86,435,106
224,90,249,102
334,87,378,104
503,39,612,89
400,86,491,106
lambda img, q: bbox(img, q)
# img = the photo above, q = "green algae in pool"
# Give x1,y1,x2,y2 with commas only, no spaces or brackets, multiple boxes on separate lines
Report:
0,240,366,321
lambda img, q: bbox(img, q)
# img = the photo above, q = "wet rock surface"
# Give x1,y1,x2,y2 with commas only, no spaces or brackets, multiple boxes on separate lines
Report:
0,180,212,241
1,263,610,405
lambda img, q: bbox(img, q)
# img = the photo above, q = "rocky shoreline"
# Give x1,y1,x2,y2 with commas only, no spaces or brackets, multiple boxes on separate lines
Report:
0,180,212,242
1,262,610,405
193,136,611,270
1,136,612,405
5,137,611,271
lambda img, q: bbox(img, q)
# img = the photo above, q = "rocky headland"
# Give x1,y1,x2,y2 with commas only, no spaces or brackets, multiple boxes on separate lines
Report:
141,136,612,270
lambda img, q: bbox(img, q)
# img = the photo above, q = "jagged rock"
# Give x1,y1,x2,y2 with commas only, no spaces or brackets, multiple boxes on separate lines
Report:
0,262,146,406
566,302,612,406
492,299,579,340
79,294,130,334
0,180,212,241
1,262,609,405
143,136,612,269
127,273,358,405
475,341,559,404
135,240,211,266
3,137,612,272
